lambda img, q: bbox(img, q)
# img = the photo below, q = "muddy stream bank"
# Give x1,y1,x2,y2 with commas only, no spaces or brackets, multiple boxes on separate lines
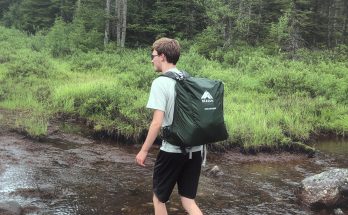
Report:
0,118,347,214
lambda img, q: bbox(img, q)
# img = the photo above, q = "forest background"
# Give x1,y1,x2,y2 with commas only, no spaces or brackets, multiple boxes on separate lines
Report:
0,0,347,152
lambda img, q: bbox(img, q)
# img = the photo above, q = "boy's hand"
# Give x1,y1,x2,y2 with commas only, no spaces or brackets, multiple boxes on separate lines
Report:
136,150,148,167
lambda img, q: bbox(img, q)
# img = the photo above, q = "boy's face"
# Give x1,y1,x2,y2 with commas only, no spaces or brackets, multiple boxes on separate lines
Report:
151,50,162,72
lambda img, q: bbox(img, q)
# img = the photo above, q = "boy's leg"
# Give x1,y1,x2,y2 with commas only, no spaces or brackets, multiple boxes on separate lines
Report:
180,196,203,215
153,151,186,213
153,194,168,215
177,151,203,214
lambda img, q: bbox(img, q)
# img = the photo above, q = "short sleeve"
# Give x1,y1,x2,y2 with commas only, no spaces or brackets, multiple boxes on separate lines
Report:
146,78,166,111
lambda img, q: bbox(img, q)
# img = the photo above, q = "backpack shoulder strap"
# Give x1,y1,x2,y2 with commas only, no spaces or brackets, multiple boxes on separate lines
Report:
160,70,190,81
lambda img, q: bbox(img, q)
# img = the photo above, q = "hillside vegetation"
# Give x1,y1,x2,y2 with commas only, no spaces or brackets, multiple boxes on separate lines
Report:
0,26,347,152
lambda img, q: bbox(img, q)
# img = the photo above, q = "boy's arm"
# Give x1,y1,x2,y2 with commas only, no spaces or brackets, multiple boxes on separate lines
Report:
136,109,164,167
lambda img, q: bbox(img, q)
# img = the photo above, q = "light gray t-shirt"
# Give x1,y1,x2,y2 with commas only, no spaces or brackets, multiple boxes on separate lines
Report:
146,68,203,153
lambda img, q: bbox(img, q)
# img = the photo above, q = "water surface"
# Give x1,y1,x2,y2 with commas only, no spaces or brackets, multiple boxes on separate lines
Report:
0,132,347,214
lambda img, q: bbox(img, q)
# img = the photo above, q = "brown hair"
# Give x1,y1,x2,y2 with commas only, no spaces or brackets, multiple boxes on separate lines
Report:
152,38,180,65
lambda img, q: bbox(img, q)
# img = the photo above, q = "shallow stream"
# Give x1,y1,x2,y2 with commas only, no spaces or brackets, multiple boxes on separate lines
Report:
0,125,347,214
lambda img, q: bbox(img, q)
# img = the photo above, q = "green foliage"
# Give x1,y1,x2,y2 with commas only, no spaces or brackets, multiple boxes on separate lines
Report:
6,50,56,79
52,77,150,137
270,11,291,50
1,26,348,151
46,19,73,57
0,89,50,137
193,27,223,58
15,111,49,138
30,32,47,52
4,0,55,33
152,0,208,39
69,19,103,52
127,0,157,46
260,56,348,104
2,0,76,33
51,0,77,22
2,1,22,28
0,0,13,18
0,25,29,50
2,0,347,51
45,18,104,56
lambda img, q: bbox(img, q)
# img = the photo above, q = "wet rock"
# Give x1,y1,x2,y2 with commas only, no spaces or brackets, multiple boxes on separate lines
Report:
0,201,22,215
38,184,57,199
21,205,40,214
297,168,348,209
11,185,57,200
53,160,69,167
334,208,344,215
206,165,224,177
169,207,179,212
340,184,348,196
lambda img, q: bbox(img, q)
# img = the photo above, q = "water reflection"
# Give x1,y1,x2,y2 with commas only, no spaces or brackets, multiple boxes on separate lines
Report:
195,139,347,215
313,138,348,168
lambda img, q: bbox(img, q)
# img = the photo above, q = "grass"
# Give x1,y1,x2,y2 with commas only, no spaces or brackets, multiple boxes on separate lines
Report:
0,25,347,152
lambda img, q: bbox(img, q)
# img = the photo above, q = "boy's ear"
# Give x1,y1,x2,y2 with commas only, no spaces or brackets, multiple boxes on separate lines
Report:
161,54,167,62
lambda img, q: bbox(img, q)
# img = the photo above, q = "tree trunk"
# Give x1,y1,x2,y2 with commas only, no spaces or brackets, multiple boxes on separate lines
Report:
238,0,243,22
344,14,347,45
312,0,319,45
115,0,121,46
247,2,251,37
121,0,127,47
228,17,233,45
342,0,348,44
288,1,301,55
327,0,333,48
76,0,81,17
333,0,338,46
256,0,262,43
104,0,111,47
60,0,64,18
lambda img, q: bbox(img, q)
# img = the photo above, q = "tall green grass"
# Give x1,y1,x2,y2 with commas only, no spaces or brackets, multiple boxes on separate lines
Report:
0,25,347,151
52,77,149,137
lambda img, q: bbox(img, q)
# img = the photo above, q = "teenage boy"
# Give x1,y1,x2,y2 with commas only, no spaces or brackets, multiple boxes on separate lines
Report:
135,37,203,215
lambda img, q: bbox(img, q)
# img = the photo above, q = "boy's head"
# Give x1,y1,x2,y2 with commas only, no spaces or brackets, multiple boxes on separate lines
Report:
152,38,180,65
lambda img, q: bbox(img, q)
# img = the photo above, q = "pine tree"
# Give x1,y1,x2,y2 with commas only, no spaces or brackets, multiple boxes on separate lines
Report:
2,0,76,33
152,0,207,39
2,1,22,28
18,0,57,33
127,0,156,46
51,0,77,22
70,0,104,50
0,0,16,18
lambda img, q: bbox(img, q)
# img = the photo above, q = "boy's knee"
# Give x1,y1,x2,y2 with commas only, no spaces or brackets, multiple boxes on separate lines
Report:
180,196,195,207
180,196,203,215
153,193,164,204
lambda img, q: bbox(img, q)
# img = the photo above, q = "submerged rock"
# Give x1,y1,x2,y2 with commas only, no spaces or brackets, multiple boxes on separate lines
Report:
0,201,22,215
297,168,348,209
205,165,224,177
334,208,344,215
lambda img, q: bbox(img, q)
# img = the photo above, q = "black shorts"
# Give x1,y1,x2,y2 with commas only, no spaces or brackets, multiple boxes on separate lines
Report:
153,150,202,203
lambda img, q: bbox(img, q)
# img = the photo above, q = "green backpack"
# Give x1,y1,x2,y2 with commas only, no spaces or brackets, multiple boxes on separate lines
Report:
161,71,228,149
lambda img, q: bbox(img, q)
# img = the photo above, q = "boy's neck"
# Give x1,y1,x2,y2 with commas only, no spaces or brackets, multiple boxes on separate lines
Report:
160,63,176,74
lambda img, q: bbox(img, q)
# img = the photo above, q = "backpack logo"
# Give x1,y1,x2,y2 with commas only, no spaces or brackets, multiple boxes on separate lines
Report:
201,91,214,103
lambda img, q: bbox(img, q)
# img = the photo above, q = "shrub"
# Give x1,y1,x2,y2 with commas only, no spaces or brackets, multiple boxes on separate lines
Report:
6,51,56,79
46,19,73,57
193,27,223,58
